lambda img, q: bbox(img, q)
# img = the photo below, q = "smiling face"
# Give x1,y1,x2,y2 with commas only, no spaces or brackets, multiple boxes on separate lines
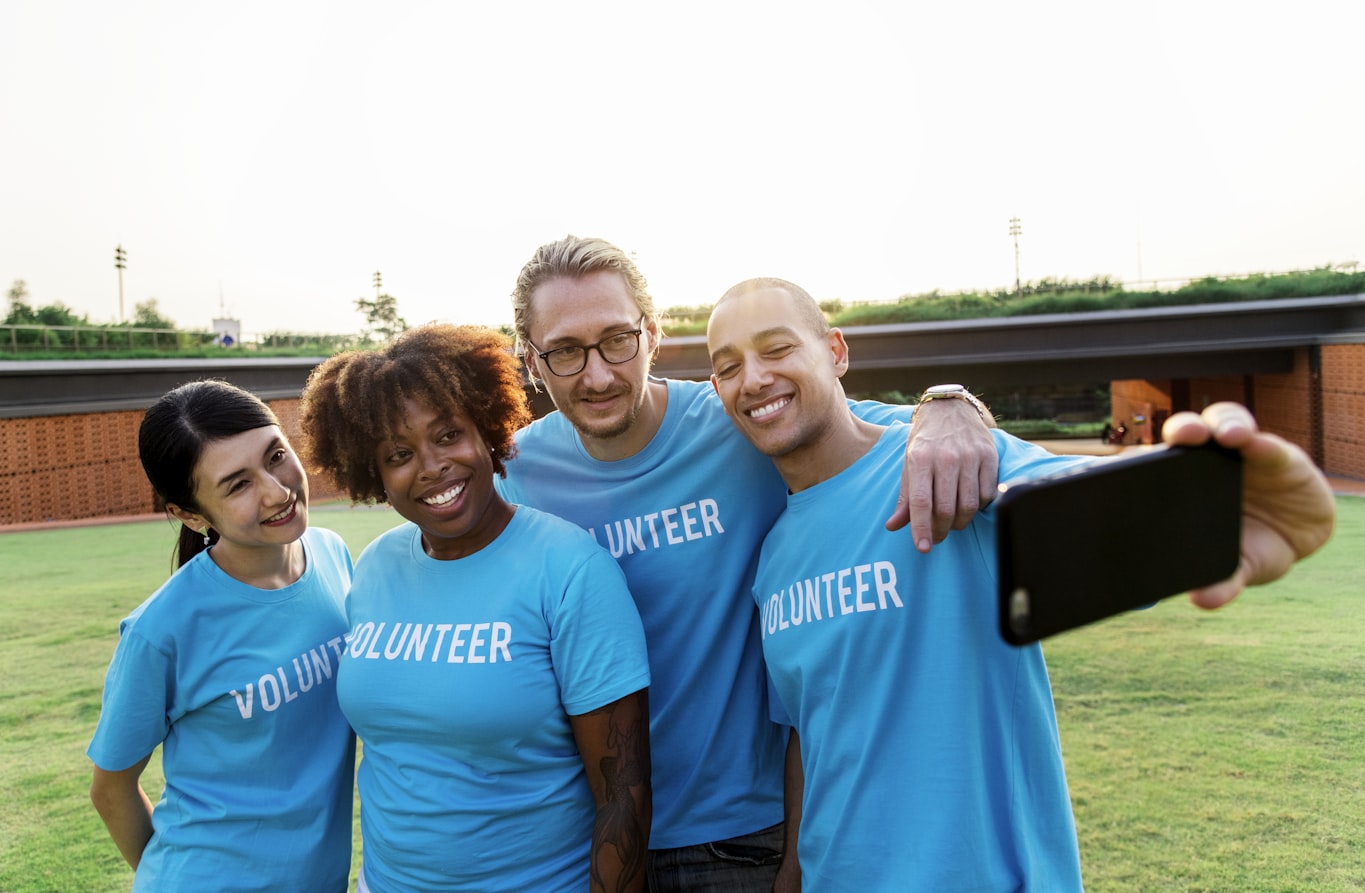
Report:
173,425,309,550
707,284,851,460
524,268,663,459
375,396,514,560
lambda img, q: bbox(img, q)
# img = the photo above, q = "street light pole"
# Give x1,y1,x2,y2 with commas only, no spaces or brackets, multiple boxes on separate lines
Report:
373,270,382,299
1008,217,1022,299
114,245,127,322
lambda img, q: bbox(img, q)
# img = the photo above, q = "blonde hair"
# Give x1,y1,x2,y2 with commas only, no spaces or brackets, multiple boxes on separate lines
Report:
511,235,657,348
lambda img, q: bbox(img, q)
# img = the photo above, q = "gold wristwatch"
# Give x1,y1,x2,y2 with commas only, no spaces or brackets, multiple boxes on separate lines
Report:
918,384,988,420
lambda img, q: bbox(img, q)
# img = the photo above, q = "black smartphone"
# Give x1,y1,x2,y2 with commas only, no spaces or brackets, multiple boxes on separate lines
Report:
996,444,1243,645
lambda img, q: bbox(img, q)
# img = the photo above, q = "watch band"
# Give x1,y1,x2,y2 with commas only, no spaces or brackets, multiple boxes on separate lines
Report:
918,384,988,419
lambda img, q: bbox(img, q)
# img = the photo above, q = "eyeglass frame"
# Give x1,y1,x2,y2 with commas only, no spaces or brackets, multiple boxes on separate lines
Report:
524,315,649,377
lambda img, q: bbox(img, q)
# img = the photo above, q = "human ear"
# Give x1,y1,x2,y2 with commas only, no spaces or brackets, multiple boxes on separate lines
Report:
644,316,661,357
167,503,208,534
828,329,851,378
522,348,544,387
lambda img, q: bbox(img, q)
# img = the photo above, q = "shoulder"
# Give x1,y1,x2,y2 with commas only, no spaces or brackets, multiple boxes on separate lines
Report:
849,397,915,425
354,521,416,568
505,508,626,584
514,407,574,450
670,377,726,417
510,504,601,550
304,525,350,559
115,559,207,645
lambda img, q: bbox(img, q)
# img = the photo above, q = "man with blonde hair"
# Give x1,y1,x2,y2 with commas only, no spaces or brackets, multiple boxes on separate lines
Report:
497,235,999,891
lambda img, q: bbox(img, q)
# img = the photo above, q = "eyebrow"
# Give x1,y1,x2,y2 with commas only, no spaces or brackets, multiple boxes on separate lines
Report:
541,317,641,349
213,435,285,490
709,325,799,364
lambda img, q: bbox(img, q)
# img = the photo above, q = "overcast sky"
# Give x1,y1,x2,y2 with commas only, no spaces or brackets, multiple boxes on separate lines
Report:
2,0,1361,337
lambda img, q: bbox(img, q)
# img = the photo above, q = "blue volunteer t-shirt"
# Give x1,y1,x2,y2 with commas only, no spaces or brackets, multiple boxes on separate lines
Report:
756,427,1090,892
339,506,650,892
498,376,910,848
87,526,356,893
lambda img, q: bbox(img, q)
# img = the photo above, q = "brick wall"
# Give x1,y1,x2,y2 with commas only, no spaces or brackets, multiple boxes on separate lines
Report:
3,346,1364,527
1110,345,1365,480
0,410,150,525
0,397,343,527
1323,343,1365,480
1110,379,1171,444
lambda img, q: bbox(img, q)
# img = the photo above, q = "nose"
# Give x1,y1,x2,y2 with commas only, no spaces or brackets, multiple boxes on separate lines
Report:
416,443,450,481
738,357,773,394
263,471,292,502
578,345,616,389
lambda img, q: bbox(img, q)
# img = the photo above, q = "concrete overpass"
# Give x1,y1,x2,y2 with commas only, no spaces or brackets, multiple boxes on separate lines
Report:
653,293,1365,397
3,294,1364,418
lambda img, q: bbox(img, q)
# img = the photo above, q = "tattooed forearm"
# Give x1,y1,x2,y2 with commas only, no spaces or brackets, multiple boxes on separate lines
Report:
580,690,651,893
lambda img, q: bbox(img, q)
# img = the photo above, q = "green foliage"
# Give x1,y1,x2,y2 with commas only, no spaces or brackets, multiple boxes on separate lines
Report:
130,298,175,329
832,266,1365,326
354,293,408,344
255,332,360,353
5,266,1361,359
4,293,89,329
996,418,1108,438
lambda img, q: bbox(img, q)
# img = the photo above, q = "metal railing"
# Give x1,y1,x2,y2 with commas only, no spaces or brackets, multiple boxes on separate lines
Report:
0,325,359,356
1,324,216,354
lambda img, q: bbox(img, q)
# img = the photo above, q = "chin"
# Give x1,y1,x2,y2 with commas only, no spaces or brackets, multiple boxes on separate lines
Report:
572,409,634,441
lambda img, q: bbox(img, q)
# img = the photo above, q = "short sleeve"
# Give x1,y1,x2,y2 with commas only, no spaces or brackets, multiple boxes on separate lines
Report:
548,548,651,717
86,625,174,771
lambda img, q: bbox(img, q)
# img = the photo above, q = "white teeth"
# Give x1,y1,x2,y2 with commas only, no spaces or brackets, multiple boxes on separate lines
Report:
748,397,790,420
264,502,295,523
422,483,465,506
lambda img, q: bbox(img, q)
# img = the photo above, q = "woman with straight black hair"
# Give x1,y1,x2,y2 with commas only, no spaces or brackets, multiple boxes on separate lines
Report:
87,379,358,892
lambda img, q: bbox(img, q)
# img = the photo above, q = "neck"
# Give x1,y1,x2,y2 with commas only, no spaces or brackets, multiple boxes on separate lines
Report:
580,378,670,462
775,413,884,494
209,539,306,590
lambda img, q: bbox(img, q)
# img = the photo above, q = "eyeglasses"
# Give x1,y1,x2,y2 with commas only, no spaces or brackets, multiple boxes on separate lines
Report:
526,316,646,377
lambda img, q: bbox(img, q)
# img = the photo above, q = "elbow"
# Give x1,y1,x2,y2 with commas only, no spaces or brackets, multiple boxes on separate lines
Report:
89,774,114,816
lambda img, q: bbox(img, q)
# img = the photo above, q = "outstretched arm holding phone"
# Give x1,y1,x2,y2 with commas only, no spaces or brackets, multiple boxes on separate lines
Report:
1161,402,1335,609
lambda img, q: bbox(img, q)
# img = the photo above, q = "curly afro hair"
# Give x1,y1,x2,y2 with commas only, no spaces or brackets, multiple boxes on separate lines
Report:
298,323,532,504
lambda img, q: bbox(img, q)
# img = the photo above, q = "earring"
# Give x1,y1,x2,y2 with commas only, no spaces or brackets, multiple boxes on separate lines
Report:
202,529,212,546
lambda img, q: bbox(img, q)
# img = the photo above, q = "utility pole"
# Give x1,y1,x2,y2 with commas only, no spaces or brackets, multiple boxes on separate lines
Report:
373,270,382,298
1008,217,1022,299
114,244,127,322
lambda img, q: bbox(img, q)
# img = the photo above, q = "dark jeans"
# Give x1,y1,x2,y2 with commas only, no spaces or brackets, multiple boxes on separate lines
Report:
646,822,785,893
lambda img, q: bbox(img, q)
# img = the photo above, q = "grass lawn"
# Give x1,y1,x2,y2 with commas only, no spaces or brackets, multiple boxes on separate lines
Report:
1,499,1360,891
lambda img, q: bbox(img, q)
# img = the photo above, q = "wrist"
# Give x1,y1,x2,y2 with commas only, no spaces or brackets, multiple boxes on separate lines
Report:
917,384,989,421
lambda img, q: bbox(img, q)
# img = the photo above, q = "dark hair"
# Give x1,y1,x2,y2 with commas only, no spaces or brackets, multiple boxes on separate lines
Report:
298,324,531,503
138,379,280,567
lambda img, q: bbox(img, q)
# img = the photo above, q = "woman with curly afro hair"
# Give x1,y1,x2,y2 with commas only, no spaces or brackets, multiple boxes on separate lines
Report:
298,323,652,893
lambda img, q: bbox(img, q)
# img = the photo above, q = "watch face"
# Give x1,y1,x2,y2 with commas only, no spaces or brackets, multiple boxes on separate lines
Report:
925,384,965,396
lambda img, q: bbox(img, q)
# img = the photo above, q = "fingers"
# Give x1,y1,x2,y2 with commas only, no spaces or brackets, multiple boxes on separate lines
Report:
1162,402,1257,448
1187,477,1334,610
890,396,999,550
885,494,911,533
887,442,998,551
1186,574,1245,610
